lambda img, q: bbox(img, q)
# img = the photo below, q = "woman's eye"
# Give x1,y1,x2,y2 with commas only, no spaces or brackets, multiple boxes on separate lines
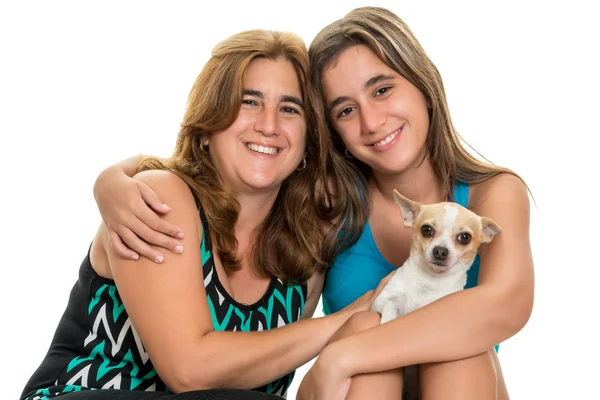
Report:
281,106,300,114
242,99,257,106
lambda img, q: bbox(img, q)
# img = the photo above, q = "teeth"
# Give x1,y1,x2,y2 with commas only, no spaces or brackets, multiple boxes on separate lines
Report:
374,129,399,147
246,143,279,155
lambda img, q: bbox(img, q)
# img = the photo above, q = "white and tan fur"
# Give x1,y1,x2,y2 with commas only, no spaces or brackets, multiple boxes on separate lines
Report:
371,190,502,324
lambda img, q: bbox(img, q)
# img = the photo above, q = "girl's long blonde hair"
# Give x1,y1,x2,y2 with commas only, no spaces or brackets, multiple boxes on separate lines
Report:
309,7,528,205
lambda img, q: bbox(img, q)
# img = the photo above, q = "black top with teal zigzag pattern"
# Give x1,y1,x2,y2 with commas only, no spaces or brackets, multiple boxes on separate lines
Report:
21,203,308,399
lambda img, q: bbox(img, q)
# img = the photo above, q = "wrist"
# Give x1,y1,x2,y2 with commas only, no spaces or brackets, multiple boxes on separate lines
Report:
317,342,352,380
325,310,352,338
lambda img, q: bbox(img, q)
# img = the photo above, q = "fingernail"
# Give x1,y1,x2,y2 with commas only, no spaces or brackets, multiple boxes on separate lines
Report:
162,203,171,211
176,232,184,239
175,245,184,254
155,254,164,263
131,254,139,260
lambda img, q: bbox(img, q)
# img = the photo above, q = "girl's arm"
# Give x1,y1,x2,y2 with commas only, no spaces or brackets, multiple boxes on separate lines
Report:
96,169,378,393
93,155,183,262
317,173,534,378
301,268,326,320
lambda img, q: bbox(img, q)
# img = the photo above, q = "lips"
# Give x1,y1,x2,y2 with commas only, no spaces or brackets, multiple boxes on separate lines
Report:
245,143,280,155
371,125,404,147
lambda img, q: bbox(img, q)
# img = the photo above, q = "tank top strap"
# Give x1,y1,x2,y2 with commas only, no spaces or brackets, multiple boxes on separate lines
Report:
452,180,469,208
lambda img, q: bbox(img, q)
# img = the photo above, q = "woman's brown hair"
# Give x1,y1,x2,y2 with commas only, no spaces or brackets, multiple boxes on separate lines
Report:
309,6,528,210
138,30,327,284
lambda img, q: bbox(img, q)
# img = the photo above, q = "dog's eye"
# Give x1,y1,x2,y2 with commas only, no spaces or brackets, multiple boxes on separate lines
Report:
421,225,434,238
457,232,472,245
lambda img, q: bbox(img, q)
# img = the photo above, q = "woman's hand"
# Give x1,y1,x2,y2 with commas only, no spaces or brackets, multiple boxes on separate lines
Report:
94,164,185,262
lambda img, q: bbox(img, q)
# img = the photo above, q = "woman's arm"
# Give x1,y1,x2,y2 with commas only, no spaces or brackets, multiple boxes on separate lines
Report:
93,155,184,261
317,173,534,378
98,169,377,393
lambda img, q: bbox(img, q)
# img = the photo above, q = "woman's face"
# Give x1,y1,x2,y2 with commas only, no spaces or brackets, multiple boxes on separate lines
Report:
322,45,430,176
207,57,307,194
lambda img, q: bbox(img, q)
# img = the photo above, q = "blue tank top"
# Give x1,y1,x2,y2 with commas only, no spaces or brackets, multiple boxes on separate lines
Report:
323,182,500,352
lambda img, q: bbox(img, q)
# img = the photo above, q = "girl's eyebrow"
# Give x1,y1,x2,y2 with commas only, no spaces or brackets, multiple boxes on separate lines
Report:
365,74,394,89
328,74,395,113
328,95,349,114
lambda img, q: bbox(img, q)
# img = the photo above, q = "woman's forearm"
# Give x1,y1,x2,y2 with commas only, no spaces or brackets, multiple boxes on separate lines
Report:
172,312,348,392
325,284,532,378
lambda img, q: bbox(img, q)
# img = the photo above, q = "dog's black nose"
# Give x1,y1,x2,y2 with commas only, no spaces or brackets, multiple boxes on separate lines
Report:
433,246,449,261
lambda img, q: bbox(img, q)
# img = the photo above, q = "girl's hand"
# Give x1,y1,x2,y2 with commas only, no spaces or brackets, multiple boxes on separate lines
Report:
297,352,351,400
94,165,185,262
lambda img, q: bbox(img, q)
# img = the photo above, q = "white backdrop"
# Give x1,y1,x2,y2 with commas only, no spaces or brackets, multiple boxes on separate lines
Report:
1,0,598,398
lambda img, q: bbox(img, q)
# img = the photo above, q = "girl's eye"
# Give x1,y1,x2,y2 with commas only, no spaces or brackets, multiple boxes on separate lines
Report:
337,107,355,118
375,87,391,97
242,99,258,106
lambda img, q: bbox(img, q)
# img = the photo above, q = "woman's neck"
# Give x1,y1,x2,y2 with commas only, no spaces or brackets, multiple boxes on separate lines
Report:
234,190,279,235
370,156,445,205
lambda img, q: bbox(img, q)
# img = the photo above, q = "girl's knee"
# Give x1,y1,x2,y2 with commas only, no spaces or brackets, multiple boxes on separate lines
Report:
421,349,497,375
420,349,499,399
330,311,381,343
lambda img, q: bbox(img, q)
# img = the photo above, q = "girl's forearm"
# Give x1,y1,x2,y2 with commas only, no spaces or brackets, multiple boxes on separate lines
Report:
93,154,144,199
324,285,531,378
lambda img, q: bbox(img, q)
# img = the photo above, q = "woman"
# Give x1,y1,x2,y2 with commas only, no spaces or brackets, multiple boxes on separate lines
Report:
95,7,534,399
20,29,378,400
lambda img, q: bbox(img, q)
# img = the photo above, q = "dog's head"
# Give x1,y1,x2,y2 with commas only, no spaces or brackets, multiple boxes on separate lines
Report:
393,189,501,275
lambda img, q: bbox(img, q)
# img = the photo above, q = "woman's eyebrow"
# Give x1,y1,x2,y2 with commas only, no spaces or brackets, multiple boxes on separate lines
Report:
281,95,304,108
243,89,262,98
244,90,303,108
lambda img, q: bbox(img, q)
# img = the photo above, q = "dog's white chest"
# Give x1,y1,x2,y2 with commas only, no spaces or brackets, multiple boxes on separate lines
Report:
370,262,465,324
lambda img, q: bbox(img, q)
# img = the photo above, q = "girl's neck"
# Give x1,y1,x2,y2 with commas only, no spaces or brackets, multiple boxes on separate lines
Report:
370,156,445,205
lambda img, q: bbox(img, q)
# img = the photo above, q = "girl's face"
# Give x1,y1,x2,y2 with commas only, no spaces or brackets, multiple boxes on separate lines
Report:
322,45,430,176
208,57,307,194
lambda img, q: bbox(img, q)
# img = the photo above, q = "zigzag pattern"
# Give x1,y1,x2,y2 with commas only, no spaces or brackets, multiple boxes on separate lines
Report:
58,283,165,392
23,206,308,399
84,299,150,363
201,234,307,396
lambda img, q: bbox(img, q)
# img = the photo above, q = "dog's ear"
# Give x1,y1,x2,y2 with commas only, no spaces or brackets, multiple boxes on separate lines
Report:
393,189,421,228
480,217,502,243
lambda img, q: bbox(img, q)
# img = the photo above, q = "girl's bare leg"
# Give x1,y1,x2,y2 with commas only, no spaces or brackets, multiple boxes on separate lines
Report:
328,311,404,400
420,348,509,400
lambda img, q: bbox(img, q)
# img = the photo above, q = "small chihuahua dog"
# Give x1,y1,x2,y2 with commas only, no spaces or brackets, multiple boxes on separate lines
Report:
372,190,502,324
